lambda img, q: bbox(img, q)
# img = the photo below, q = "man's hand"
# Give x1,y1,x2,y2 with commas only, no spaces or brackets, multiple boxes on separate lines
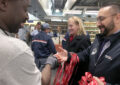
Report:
54,47,68,62
93,76,104,85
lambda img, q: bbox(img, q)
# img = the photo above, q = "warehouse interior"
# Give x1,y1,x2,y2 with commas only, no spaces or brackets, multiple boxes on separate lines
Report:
28,0,120,21
1,0,120,84
26,0,120,43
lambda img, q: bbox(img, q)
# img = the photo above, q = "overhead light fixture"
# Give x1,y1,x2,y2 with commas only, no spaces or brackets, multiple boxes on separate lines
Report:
55,9,60,13
51,18,62,21
85,11,98,15
64,0,77,10
63,10,82,15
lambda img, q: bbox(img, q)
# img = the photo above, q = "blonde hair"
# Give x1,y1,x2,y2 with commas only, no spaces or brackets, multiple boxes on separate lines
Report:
68,16,87,36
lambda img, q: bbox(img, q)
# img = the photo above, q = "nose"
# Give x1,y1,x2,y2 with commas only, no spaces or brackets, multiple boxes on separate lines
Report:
25,12,29,21
96,20,102,27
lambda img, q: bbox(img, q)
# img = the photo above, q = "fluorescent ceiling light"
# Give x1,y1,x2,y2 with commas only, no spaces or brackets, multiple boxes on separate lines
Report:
28,13,39,20
45,9,52,15
38,0,52,16
55,9,60,13
51,18,62,21
85,11,98,15
63,10,82,15
64,0,77,10
62,19,67,22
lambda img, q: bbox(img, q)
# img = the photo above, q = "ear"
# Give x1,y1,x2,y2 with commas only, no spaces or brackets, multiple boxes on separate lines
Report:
0,0,8,11
114,13,120,24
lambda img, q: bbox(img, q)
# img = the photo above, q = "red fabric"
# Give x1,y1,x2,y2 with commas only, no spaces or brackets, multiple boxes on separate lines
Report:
54,53,106,85
78,72,106,85
54,53,79,85
69,35,74,42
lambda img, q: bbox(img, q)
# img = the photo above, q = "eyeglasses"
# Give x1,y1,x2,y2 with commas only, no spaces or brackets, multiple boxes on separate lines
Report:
97,14,117,22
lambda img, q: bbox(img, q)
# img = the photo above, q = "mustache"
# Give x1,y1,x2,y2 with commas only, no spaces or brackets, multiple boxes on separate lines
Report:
98,25,105,29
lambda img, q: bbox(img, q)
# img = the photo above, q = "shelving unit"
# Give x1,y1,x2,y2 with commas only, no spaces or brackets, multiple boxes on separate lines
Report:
46,21,67,34
45,21,67,45
84,22,100,42
46,21,99,43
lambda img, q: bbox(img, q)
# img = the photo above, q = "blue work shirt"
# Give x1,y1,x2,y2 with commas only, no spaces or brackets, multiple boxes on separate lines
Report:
32,31,56,59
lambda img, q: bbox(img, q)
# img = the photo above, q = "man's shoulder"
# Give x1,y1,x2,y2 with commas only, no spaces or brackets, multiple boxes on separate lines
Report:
0,35,42,85
36,32,50,39
0,35,32,55
0,35,34,69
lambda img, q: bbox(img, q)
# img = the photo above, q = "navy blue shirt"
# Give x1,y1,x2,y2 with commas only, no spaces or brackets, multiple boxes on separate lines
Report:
32,31,56,58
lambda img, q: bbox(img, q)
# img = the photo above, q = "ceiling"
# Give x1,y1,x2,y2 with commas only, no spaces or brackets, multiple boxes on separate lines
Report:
28,0,120,21
28,0,47,20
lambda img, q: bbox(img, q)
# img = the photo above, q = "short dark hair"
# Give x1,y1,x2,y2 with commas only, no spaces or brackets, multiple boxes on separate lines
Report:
37,22,41,25
41,25,48,31
41,25,45,31
102,2,120,14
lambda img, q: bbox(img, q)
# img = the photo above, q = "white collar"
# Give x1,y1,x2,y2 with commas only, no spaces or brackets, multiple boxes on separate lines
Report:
0,28,11,36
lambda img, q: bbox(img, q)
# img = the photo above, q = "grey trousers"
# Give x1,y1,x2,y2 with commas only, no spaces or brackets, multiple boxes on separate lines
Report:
35,58,47,71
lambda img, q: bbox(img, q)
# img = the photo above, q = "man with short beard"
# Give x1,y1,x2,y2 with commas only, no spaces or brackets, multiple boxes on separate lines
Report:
0,0,57,85
55,3,120,85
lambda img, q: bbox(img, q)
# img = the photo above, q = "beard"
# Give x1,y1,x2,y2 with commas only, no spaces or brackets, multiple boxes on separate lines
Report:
8,19,26,33
99,20,115,37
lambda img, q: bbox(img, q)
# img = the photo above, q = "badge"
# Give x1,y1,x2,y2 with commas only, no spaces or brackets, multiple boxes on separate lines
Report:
105,55,112,60
91,48,97,55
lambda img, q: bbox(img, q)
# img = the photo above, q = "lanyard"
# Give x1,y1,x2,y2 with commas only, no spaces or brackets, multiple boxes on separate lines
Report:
54,53,106,85
54,53,79,85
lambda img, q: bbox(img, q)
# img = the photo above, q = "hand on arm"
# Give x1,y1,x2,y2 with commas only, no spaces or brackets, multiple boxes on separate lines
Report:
42,55,58,85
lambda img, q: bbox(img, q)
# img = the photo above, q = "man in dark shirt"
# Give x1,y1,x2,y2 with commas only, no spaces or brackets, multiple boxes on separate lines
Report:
32,23,57,71
55,3,120,85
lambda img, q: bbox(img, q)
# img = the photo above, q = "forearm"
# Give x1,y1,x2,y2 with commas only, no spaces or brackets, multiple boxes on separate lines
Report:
42,64,51,85
77,46,90,63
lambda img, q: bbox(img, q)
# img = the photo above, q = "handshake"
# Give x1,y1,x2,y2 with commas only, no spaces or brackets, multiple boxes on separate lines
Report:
46,47,68,69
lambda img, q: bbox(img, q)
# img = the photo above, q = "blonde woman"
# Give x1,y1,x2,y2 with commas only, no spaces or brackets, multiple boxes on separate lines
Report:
62,16,91,85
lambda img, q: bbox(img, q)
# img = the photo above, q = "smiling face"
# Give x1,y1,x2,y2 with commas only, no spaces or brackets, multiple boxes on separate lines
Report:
0,0,30,33
67,16,87,37
97,6,117,37
68,19,79,36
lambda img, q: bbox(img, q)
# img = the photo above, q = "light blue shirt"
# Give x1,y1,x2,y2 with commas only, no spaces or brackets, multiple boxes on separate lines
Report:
18,27,28,41
31,30,39,36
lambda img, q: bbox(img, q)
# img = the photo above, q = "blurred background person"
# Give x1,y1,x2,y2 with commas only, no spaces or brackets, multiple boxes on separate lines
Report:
32,23,57,71
17,23,30,44
62,31,69,49
47,28,54,37
31,22,41,39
